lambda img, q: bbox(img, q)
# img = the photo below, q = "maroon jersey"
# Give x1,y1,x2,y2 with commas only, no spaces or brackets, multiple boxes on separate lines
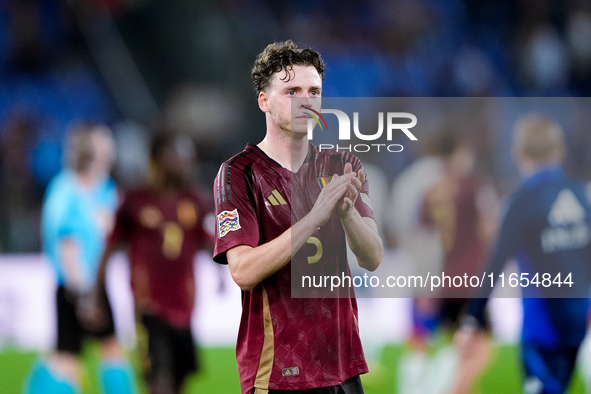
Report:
213,144,374,393
422,175,488,296
109,188,209,327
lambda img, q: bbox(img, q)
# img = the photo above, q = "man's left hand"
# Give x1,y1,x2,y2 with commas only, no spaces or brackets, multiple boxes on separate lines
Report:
337,162,364,219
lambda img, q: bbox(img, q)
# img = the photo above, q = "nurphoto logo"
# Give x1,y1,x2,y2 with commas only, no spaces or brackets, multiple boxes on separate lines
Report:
307,108,418,153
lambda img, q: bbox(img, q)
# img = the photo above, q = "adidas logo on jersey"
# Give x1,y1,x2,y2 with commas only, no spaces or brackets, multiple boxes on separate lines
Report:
282,366,300,377
542,188,591,253
548,189,586,226
265,189,287,206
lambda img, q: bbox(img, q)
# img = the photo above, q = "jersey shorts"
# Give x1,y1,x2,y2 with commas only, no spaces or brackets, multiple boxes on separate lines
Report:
255,375,364,394
138,314,199,390
412,298,490,340
56,285,115,354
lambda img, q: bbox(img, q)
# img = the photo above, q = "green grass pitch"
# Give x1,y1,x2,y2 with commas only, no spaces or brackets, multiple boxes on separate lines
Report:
0,344,585,393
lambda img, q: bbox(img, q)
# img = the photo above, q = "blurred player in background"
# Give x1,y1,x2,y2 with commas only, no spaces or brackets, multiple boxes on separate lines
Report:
458,114,591,394
387,133,445,269
399,128,498,394
421,129,497,394
25,123,137,394
90,131,212,394
389,132,444,394
213,40,383,394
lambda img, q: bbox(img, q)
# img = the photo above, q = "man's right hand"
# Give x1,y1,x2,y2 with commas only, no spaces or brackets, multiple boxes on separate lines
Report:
77,288,109,332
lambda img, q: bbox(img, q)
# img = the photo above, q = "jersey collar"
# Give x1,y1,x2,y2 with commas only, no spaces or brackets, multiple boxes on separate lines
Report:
523,166,564,189
246,143,283,168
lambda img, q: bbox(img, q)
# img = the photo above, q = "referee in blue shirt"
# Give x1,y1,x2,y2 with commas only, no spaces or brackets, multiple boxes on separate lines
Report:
24,123,137,394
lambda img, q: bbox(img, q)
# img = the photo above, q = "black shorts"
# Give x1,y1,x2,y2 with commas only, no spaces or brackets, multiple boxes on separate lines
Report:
253,375,364,394
139,314,199,389
521,343,580,394
56,285,116,354
412,298,490,337
438,298,490,332
438,298,470,328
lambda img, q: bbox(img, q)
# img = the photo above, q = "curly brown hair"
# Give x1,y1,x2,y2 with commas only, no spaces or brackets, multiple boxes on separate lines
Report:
251,40,325,96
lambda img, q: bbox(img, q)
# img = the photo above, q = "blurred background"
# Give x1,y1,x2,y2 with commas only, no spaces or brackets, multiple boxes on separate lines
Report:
1,0,591,393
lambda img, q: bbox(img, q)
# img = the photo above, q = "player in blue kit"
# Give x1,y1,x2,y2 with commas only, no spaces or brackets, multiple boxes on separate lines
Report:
457,114,591,394
24,123,137,394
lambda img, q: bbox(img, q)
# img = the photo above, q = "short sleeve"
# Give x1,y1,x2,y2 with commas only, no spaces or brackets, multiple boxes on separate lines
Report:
56,198,77,239
213,161,261,264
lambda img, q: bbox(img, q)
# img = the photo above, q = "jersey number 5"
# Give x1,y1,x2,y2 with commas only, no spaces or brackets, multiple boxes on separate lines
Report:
306,236,323,264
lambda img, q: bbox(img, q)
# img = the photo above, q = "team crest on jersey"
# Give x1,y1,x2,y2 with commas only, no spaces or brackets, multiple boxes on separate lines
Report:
217,209,241,238
282,367,300,377
317,176,333,189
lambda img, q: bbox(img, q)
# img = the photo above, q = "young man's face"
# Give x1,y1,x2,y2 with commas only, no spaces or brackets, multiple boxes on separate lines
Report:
260,64,322,136
160,137,195,183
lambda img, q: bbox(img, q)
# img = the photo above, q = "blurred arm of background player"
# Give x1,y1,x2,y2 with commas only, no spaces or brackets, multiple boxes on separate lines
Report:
60,238,88,296
227,170,375,291
79,242,120,331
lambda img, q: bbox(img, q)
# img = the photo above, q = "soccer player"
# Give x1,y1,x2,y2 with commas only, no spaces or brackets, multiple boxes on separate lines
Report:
90,132,211,394
417,129,497,394
213,40,383,394
25,123,137,394
457,114,591,394
388,133,446,394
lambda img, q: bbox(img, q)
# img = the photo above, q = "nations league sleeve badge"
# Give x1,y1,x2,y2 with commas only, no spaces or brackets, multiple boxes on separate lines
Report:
217,209,241,238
